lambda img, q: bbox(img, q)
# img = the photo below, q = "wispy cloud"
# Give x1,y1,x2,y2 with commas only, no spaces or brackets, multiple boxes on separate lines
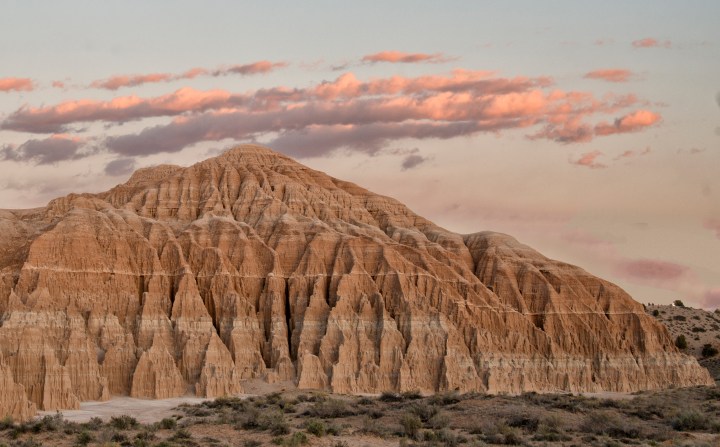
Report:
570,150,606,169
361,51,454,64
89,61,288,90
104,157,136,176
632,38,671,49
614,146,651,160
401,154,429,170
616,258,689,280
0,135,88,165
584,69,634,83
0,77,34,92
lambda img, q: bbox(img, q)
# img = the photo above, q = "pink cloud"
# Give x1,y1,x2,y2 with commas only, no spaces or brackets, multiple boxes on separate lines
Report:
51,80,66,89
705,219,720,239
594,110,661,136
1,88,248,133
91,73,174,90
361,51,453,64
1,70,661,160
617,259,689,281
584,69,634,83
0,77,34,92
614,146,651,160
632,38,671,49
570,150,606,169
89,61,287,90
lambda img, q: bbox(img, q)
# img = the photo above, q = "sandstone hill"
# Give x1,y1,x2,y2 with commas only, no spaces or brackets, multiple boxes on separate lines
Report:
0,145,712,421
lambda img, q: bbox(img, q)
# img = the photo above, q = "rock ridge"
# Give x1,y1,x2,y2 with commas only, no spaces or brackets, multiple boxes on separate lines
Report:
0,144,712,420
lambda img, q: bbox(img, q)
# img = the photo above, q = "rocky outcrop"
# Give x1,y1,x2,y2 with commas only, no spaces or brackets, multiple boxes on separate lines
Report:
0,144,712,420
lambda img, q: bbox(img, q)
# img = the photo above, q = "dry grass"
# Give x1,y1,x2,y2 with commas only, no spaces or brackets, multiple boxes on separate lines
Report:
2,386,720,446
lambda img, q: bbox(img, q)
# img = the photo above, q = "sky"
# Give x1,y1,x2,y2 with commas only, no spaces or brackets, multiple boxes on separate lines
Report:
1,1,719,308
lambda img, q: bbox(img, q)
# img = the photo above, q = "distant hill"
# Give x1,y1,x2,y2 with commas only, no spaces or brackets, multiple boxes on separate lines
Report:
647,303,720,382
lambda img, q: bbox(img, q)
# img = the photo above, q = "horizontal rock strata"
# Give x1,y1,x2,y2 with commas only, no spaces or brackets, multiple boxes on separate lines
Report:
0,145,712,420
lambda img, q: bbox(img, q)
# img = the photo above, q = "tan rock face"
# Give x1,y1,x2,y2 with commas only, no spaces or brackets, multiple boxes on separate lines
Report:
0,144,712,420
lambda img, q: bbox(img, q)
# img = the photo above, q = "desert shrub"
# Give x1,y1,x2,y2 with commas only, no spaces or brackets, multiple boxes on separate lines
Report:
110,431,128,443
76,430,94,445
264,412,290,436
204,396,246,411
379,391,403,402
407,402,439,422
84,417,103,431
305,398,354,418
676,335,688,349
326,423,342,436
674,300,685,307
580,410,642,438
692,326,707,333
304,419,326,437
135,429,156,441
159,418,177,430
401,390,423,400
368,408,384,419
428,411,451,429
286,432,308,447
356,396,373,405
423,428,461,447
400,413,422,439
702,344,719,358
652,309,660,317
674,315,687,321
0,416,14,430
243,441,262,447
671,410,710,431
331,441,349,447
506,413,540,431
428,392,462,406
31,414,64,433
109,415,138,430
360,417,387,437
481,422,523,445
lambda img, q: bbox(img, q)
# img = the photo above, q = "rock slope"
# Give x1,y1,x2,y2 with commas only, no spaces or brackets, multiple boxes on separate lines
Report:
0,145,712,420
647,304,720,382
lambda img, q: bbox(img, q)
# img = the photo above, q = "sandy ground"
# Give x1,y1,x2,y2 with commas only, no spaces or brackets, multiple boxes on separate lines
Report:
36,396,211,423
35,379,299,423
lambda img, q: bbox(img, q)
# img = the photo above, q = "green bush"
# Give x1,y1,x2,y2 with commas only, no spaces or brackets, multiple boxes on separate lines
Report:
702,344,719,358
399,413,422,439
671,411,709,431
675,335,688,349
109,415,138,430
76,430,94,445
159,418,177,430
304,419,325,437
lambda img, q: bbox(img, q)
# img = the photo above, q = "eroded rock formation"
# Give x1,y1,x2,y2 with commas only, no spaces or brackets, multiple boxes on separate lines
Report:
0,145,712,420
